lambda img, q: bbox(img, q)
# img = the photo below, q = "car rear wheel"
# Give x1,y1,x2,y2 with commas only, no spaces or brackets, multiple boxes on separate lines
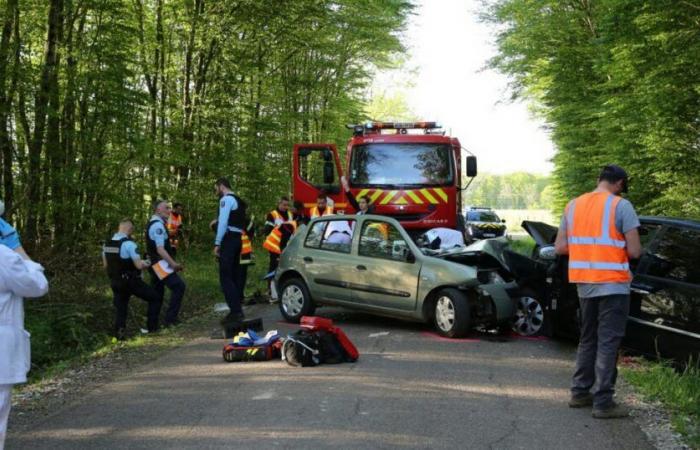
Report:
279,278,315,323
512,290,545,336
434,288,471,338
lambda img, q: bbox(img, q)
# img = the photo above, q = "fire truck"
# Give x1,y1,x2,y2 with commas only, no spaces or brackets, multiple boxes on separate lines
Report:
292,121,477,235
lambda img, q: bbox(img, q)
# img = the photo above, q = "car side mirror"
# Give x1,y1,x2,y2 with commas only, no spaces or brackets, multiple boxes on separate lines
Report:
466,156,477,177
538,245,557,261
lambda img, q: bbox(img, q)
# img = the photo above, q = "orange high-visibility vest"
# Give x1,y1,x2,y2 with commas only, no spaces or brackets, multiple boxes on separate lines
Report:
566,192,631,283
263,221,298,254
167,213,182,248
241,231,253,265
269,209,293,225
310,205,334,219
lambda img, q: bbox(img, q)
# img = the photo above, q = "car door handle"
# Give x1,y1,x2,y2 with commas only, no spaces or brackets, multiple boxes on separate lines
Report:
303,256,313,263
356,265,367,271
631,287,650,295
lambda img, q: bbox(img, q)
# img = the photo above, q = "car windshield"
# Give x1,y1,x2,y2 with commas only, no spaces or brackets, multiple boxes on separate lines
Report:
467,211,499,222
349,143,454,187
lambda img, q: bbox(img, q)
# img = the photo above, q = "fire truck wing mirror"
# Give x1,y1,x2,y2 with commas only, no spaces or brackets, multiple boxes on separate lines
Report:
466,156,477,177
298,148,312,157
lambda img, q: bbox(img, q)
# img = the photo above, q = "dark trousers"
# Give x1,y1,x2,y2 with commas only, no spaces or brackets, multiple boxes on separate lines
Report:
219,232,244,315
268,252,280,273
111,276,162,334
571,294,630,409
150,270,186,325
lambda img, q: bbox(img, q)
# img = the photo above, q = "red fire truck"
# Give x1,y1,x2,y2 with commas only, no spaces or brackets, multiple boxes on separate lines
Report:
292,121,477,235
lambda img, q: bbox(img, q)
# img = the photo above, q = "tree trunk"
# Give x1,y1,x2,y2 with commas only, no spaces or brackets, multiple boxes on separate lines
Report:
0,0,17,215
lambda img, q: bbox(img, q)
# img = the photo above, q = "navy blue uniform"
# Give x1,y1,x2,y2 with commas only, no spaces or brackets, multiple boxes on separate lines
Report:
216,193,246,315
103,233,161,337
146,215,186,326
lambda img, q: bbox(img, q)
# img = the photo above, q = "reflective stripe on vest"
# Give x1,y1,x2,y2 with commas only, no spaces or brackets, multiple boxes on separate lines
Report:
270,210,292,226
263,228,282,254
566,192,630,283
241,232,253,255
310,205,334,219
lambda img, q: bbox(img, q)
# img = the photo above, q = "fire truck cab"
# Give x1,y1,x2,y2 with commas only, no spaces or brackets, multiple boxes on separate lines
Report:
292,122,477,235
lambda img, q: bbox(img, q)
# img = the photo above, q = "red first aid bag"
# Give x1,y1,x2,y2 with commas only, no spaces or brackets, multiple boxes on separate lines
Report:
299,316,359,362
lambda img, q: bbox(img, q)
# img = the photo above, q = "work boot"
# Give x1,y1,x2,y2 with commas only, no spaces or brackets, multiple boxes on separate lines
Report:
592,402,630,419
568,393,593,408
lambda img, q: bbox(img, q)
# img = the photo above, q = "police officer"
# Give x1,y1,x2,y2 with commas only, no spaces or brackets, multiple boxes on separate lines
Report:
146,200,186,327
213,178,247,325
0,200,29,260
103,219,162,340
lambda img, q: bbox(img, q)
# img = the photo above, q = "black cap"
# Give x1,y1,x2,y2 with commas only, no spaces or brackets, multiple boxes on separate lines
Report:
599,165,629,193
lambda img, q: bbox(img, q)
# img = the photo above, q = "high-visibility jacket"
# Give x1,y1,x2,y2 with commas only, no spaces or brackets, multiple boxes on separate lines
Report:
241,231,253,265
167,212,183,248
263,221,297,254
268,209,293,226
310,205,334,219
566,192,631,283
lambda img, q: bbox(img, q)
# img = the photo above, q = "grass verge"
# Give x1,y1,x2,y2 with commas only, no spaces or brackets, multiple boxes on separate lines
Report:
622,359,700,448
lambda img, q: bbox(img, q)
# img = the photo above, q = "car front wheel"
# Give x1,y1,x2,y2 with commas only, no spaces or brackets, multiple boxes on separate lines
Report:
279,278,315,323
434,288,471,338
512,290,545,336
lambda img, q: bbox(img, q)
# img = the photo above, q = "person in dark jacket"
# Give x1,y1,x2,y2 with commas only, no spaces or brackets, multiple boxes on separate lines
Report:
341,176,374,215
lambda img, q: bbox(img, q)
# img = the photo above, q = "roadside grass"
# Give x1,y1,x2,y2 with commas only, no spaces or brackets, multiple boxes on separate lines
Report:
496,209,555,233
24,242,270,383
507,235,535,256
622,359,700,448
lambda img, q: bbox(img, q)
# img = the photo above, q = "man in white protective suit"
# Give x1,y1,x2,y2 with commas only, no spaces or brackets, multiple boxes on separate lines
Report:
0,244,48,448
422,227,466,250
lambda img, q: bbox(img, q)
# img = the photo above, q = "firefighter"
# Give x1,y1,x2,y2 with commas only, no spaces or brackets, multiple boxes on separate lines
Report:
263,197,293,301
213,178,247,323
146,200,186,328
262,220,297,303
341,176,373,215
167,202,184,257
554,165,641,419
309,193,334,218
103,218,162,339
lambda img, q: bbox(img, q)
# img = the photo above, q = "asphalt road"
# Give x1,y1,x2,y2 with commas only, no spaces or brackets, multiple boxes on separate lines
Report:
8,304,652,450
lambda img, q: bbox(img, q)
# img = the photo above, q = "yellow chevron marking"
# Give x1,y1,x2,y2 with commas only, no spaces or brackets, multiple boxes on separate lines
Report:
394,196,409,205
357,189,370,198
369,189,384,203
420,189,439,204
380,190,399,205
405,190,424,204
434,188,448,203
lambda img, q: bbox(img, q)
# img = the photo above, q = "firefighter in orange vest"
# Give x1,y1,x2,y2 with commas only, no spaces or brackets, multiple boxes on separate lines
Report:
555,165,641,419
309,193,334,218
167,202,184,257
263,197,293,302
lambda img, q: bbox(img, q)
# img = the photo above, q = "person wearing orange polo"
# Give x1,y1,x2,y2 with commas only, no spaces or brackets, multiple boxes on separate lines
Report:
555,165,641,419
167,202,184,257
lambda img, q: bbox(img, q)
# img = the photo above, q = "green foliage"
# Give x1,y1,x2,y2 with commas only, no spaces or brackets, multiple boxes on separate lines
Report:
465,172,552,209
0,0,415,251
483,0,700,218
622,360,700,447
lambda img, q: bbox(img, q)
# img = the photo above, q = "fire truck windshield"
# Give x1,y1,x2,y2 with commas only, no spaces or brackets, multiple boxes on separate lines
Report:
349,143,454,187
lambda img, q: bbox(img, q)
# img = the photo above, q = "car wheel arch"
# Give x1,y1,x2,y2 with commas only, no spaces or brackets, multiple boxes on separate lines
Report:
422,285,474,322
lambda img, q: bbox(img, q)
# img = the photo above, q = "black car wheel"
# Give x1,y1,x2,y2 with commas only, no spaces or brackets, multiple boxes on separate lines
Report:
434,288,471,338
512,289,545,336
279,278,315,323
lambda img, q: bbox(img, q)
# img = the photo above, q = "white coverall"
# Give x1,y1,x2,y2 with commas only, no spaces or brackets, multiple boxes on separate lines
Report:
424,227,465,250
0,246,48,448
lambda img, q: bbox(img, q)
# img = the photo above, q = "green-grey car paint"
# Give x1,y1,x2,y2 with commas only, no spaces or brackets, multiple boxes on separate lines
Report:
275,214,517,324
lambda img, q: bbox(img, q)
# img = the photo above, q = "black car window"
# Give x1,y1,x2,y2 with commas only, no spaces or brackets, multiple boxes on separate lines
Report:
467,210,499,222
318,219,355,254
638,223,661,249
645,227,700,284
359,220,412,262
304,221,327,249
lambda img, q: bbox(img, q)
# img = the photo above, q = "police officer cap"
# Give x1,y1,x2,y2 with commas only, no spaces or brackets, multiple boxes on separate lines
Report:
599,165,628,193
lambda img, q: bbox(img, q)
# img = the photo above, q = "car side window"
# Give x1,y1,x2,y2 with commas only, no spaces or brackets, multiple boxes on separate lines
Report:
645,227,700,284
359,220,412,262
319,219,355,254
304,221,327,249
638,223,661,249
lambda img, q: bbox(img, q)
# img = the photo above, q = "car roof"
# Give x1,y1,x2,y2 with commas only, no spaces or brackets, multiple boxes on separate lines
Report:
639,216,700,230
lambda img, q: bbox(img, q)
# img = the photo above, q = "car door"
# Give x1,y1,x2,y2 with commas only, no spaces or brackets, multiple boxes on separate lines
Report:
626,224,700,362
346,218,420,312
300,218,356,304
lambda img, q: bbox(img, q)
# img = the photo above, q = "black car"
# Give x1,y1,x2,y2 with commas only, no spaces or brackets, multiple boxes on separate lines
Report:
522,217,700,365
464,207,507,241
